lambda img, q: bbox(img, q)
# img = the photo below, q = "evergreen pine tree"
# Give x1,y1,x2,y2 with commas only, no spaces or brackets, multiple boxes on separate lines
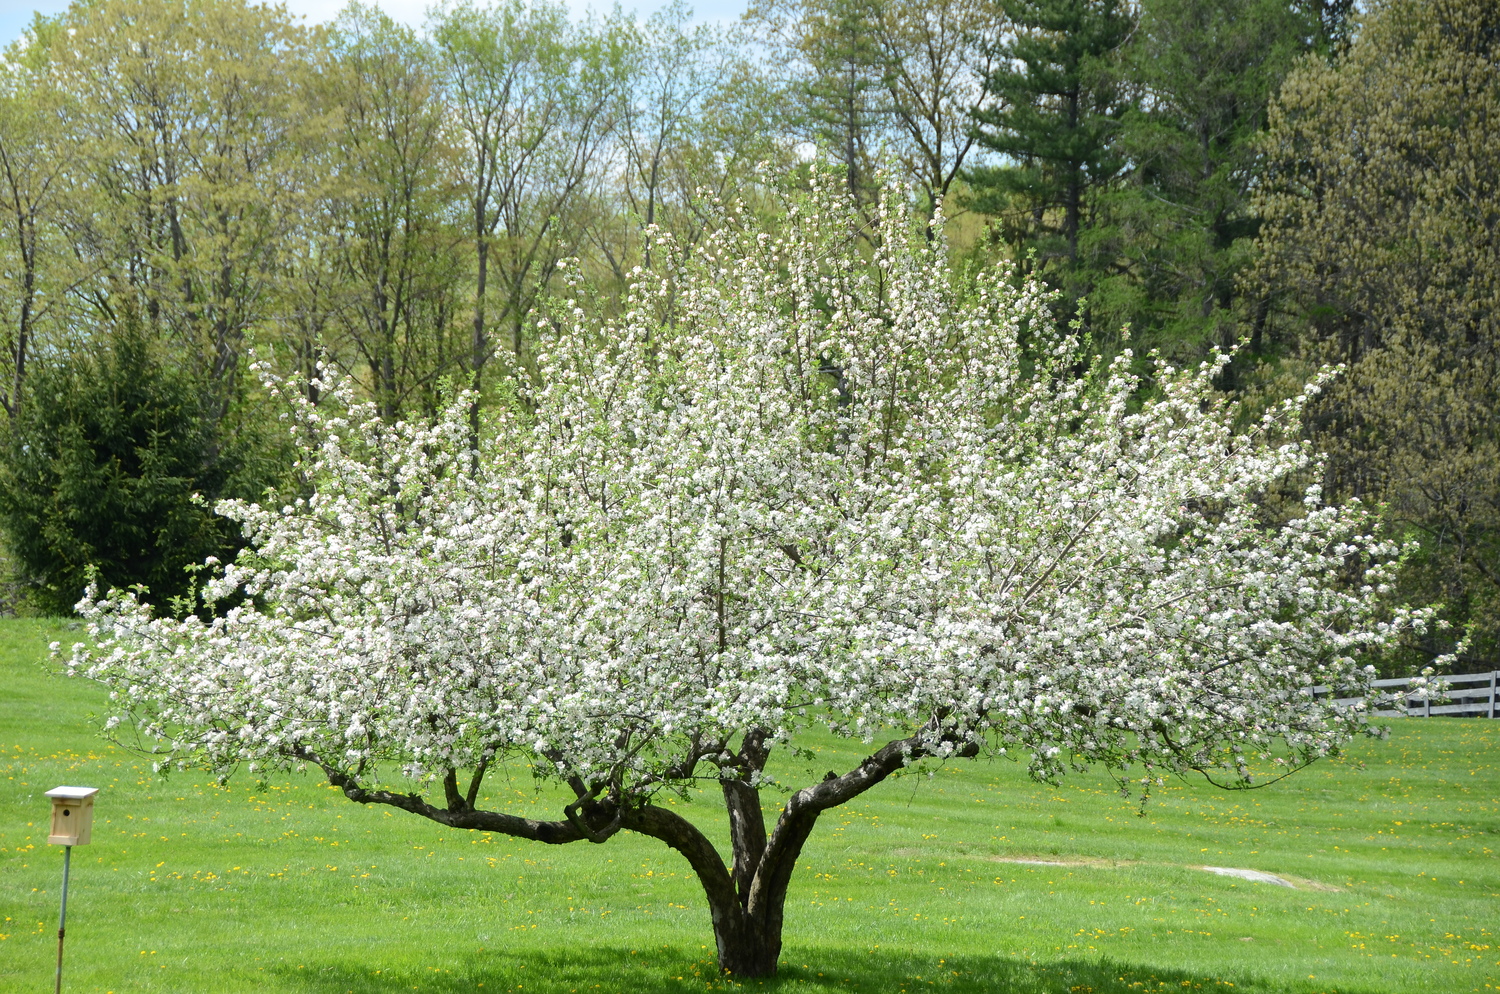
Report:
965,0,1134,295
0,324,278,614
1087,0,1330,373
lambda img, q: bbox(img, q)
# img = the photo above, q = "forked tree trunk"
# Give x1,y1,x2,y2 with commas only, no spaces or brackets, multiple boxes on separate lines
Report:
617,729,954,977
709,900,783,978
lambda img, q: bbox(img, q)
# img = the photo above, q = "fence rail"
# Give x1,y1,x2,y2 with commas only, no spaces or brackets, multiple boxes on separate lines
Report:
1311,671,1499,718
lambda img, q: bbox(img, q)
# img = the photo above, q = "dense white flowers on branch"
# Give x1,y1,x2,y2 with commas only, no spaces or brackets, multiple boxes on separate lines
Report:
69,180,1418,976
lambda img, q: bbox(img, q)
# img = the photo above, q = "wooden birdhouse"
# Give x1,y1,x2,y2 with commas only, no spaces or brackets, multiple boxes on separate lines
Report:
45,787,98,847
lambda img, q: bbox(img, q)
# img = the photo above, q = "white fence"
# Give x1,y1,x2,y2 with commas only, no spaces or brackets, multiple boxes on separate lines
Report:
1312,671,1500,718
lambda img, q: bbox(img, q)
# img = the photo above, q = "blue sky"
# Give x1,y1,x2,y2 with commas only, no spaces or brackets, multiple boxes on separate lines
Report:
1,0,751,49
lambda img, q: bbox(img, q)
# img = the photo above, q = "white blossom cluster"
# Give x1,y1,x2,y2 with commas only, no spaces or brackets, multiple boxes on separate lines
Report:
70,180,1418,803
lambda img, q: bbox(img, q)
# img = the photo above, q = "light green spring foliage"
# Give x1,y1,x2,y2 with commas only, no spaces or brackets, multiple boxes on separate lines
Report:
32,0,322,403
1252,0,1500,674
433,0,635,388
320,2,469,420
0,0,315,610
0,0,784,612
0,0,783,429
748,0,997,219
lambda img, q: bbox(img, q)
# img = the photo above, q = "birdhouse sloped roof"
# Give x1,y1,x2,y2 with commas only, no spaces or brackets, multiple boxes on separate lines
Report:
45,786,98,800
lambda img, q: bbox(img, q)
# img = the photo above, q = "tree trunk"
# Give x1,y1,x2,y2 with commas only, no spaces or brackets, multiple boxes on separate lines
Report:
710,903,782,978
469,231,489,460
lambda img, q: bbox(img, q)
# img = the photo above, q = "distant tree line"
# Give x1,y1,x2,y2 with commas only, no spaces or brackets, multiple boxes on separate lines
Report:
0,0,1492,674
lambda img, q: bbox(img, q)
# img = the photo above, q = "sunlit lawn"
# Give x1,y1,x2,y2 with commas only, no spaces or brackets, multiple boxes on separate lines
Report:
2,617,1496,993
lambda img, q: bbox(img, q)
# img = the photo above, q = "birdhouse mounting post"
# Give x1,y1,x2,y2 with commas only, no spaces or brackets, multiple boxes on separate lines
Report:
55,844,70,994
45,786,96,994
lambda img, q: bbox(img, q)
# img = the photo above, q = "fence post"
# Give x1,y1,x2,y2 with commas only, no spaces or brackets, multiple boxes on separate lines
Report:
1490,671,1497,720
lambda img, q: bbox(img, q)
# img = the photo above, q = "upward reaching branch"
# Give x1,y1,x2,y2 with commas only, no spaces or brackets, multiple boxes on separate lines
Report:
720,728,771,904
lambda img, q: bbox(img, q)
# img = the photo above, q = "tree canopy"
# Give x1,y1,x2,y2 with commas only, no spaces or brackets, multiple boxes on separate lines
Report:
966,0,1133,291
70,182,1420,977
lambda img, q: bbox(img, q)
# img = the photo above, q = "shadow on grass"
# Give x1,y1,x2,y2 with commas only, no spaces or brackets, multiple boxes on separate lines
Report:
278,945,1386,994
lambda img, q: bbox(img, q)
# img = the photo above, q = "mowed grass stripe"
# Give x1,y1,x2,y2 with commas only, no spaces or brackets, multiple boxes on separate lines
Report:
2,618,1496,993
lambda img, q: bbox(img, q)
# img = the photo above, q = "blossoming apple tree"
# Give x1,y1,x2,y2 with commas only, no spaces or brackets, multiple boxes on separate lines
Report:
71,183,1415,977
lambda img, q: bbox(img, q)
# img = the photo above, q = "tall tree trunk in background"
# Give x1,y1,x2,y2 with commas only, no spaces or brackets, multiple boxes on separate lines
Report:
325,5,465,420
0,69,68,421
434,0,625,393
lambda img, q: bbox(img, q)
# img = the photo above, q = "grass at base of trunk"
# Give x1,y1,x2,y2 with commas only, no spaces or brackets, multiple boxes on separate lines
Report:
2,618,1495,993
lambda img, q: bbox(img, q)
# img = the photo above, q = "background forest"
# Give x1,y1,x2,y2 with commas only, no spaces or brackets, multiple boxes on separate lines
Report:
0,0,1493,676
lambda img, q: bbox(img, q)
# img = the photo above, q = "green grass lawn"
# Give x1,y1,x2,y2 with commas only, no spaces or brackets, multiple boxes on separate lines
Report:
2,617,1496,994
